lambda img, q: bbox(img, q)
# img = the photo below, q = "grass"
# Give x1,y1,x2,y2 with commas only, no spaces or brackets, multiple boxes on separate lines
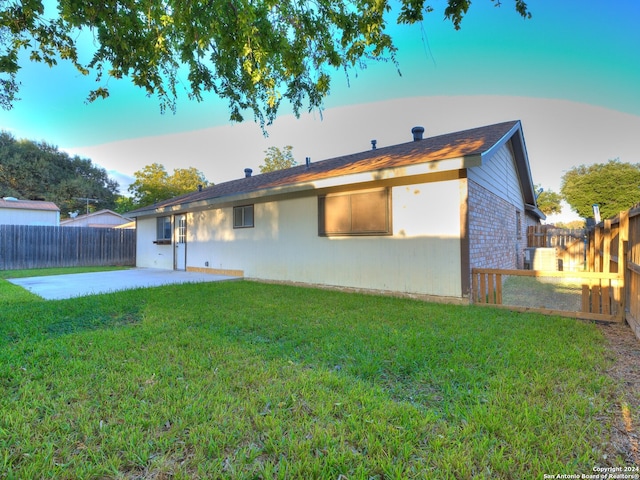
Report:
0,266,130,280
503,275,583,311
0,271,627,479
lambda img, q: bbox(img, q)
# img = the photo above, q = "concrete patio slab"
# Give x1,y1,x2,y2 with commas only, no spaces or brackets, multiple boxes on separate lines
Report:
8,268,241,300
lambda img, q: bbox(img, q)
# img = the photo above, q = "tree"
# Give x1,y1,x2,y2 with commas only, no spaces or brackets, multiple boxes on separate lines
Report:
555,220,585,229
0,1,531,125
534,185,562,216
128,163,209,208
114,195,137,215
0,130,119,215
259,146,296,173
560,159,640,220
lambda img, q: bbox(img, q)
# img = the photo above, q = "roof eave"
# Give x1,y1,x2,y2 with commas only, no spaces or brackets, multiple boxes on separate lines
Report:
128,155,479,218
525,203,546,221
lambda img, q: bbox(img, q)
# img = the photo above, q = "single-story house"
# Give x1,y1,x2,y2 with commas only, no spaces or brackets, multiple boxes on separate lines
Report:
60,209,134,229
128,120,544,302
0,197,60,226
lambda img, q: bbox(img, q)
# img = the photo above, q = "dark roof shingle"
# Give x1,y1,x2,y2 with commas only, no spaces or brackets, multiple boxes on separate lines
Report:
0,198,60,212
129,120,520,216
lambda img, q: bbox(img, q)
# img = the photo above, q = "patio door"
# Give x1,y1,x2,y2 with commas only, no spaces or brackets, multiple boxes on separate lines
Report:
175,214,187,271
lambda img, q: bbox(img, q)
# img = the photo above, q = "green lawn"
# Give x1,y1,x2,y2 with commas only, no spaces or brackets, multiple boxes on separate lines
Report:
0,266,129,280
0,272,626,478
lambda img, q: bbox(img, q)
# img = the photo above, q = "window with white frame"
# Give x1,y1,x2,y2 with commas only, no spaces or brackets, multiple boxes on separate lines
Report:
155,216,172,244
233,205,254,228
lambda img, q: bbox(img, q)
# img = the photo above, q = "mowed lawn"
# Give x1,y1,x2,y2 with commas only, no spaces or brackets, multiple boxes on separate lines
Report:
0,270,626,479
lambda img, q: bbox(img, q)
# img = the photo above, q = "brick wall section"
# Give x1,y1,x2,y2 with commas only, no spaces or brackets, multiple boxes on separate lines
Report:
468,179,527,271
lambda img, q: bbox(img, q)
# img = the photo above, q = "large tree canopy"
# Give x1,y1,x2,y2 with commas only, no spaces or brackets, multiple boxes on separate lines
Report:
128,162,209,208
0,0,530,125
534,185,562,216
0,130,119,215
560,159,640,220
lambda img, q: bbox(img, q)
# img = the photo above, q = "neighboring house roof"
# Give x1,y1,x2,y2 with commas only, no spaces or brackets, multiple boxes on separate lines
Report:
128,120,543,219
0,197,60,212
60,209,133,228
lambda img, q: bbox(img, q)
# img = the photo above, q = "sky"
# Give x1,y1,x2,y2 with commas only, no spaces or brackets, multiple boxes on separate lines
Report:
1,0,639,223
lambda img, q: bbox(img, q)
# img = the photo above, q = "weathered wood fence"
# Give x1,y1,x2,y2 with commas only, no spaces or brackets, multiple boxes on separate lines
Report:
628,206,640,341
527,225,587,271
588,206,640,339
471,268,624,322
0,225,136,270
474,204,640,339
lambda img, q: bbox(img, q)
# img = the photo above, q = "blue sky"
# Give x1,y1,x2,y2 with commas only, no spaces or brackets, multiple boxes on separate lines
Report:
1,0,639,220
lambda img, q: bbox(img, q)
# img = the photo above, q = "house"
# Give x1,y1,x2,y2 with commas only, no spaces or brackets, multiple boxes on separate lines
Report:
0,197,60,226
127,120,544,302
60,209,134,229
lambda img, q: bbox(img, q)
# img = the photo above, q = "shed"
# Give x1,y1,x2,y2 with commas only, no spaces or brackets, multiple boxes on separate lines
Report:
0,197,60,226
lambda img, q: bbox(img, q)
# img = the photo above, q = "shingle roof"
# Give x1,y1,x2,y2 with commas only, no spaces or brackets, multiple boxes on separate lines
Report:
128,120,521,216
0,198,60,212
60,209,132,225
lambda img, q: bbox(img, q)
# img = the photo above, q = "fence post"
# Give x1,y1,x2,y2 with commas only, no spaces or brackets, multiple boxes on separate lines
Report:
593,226,601,272
603,219,612,274
619,210,630,320
471,269,478,303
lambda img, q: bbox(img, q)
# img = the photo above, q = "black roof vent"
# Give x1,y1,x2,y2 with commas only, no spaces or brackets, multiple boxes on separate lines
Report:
371,139,377,150
411,126,425,141
244,168,253,178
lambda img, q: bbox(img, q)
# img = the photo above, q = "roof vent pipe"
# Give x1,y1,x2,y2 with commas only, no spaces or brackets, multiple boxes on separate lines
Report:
244,168,252,178
411,126,425,141
305,157,311,168
197,184,203,192
371,139,377,150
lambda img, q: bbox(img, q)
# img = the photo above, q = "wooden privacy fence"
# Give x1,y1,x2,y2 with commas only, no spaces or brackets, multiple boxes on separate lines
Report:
474,203,640,339
0,225,136,270
527,225,587,271
589,206,640,339
527,225,585,249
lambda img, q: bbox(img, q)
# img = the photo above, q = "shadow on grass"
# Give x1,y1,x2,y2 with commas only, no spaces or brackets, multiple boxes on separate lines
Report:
0,292,143,345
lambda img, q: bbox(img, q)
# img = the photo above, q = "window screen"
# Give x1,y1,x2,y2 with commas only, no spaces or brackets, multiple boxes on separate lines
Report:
318,188,391,236
156,216,172,241
233,205,254,228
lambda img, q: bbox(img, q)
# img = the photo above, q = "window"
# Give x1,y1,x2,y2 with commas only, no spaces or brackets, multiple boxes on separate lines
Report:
177,216,186,244
233,205,254,228
318,188,391,236
155,216,172,244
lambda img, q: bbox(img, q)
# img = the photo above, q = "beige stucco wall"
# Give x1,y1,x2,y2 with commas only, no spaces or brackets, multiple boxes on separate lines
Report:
181,179,464,297
136,217,175,269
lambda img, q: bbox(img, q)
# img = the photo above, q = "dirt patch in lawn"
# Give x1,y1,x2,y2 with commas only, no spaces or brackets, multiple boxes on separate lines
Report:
598,321,640,465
